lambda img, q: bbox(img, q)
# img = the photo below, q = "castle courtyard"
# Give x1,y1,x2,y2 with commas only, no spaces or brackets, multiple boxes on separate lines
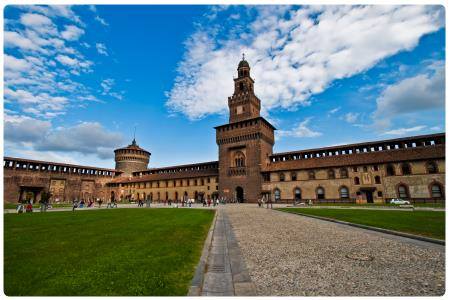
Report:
3,4,446,297
4,204,445,296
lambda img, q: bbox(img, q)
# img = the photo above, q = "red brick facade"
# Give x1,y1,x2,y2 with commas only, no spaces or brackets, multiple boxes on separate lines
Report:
3,59,446,205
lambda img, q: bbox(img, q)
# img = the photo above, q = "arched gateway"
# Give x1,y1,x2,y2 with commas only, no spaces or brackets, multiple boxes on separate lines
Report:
236,186,244,203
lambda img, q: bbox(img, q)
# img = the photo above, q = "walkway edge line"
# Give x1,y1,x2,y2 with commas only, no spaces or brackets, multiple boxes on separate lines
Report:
188,210,218,296
279,210,445,246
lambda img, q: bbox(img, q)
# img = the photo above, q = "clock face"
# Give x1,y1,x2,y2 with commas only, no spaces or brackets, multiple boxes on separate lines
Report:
236,105,243,114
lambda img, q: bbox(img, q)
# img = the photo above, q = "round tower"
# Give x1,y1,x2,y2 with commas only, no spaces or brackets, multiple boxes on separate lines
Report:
114,138,150,176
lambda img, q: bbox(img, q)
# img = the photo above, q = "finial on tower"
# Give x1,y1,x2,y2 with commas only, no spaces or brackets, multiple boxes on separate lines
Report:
131,126,137,146
242,53,245,61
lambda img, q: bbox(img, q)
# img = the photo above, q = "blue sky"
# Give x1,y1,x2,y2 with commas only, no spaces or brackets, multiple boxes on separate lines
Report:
4,5,445,168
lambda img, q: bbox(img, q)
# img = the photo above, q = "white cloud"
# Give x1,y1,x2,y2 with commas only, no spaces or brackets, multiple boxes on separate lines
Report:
383,125,427,135
100,79,124,100
277,118,322,138
20,12,52,26
374,62,444,128
101,78,115,93
20,13,58,36
55,54,78,66
35,122,123,159
5,88,69,115
4,114,52,142
343,112,360,123
96,43,108,55
60,25,84,41
4,54,32,71
167,5,444,120
4,31,39,51
4,5,101,121
5,112,123,160
55,54,93,72
327,107,340,116
95,15,109,26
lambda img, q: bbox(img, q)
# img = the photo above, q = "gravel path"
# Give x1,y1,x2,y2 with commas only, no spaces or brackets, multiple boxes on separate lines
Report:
223,205,445,296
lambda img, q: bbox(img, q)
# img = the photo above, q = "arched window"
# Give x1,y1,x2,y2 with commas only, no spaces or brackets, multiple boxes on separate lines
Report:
426,161,438,174
340,168,348,178
239,82,244,91
294,188,301,200
328,169,335,179
386,164,395,176
316,187,325,199
279,173,285,182
430,183,443,198
234,151,246,167
401,163,411,175
274,188,281,202
375,175,381,184
291,172,297,181
308,170,315,180
339,186,349,199
397,184,409,199
354,177,360,185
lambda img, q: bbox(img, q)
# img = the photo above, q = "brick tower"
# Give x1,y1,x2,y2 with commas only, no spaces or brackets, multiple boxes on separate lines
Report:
215,56,275,202
114,138,150,176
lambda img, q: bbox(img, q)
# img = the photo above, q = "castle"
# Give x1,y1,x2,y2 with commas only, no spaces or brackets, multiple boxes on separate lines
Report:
4,58,445,204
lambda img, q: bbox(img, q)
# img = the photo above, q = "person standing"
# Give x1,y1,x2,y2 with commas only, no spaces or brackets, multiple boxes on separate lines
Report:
72,199,78,212
40,198,45,212
266,195,273,209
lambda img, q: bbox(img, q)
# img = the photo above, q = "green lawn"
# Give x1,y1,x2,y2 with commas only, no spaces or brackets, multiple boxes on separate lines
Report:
4,208,214,296
278,208,445,240
310,202,445,208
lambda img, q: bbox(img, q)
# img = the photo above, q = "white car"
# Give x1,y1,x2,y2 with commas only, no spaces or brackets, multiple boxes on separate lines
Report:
390,198,411,205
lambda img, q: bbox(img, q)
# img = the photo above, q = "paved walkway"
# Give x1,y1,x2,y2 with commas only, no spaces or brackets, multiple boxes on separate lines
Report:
223,205,445,296
197,209,255,296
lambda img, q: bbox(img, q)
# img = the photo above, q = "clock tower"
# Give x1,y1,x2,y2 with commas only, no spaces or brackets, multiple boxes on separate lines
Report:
229,55,261,123
215,56,275,203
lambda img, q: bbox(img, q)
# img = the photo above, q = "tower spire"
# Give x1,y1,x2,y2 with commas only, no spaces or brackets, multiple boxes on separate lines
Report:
132,126,137,146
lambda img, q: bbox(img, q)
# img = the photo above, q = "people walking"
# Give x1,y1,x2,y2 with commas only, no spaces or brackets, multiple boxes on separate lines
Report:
266,196,273,209
72,199,78,212
17,202,24,214
39,198,46,212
